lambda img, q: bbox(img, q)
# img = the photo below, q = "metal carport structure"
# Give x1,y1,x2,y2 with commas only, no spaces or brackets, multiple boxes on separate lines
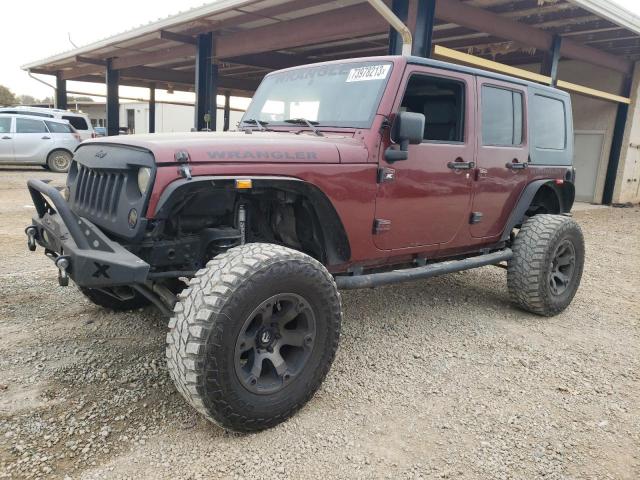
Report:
22,0,640,204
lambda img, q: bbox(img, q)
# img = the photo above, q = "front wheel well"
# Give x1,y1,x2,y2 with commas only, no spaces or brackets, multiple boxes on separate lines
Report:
242,182,351,265
153,178,351,268
47,148,74,159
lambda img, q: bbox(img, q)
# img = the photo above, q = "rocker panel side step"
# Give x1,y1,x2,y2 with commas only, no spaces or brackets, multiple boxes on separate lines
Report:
335,249,513,290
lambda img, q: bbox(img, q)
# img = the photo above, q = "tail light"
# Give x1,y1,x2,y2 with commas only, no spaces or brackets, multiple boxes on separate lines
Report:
91,132,97,138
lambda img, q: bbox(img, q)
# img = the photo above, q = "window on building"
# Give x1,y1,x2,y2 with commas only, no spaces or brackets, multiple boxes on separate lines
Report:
16,118,48,133
533,95,566,150
62,115,89,130
481,86,523,146
400,74,465,142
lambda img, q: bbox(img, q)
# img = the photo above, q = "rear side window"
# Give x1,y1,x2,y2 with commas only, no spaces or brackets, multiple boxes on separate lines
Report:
16,118,48,133
533,95,566,150
481,85,523,146
45,121,72,133
62,115,89,130
0,117,11,133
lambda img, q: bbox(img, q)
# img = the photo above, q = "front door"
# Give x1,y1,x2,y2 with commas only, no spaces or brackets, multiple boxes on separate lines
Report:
0,116,14,162
470,78,530,238
374,66,475,250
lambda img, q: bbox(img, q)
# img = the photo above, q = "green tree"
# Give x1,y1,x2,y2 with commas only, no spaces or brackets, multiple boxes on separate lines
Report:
0,85,16,106
17,94,38,105
68,96,94,103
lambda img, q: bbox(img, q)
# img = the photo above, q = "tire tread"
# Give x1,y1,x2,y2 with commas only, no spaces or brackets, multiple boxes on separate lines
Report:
165,243,342,432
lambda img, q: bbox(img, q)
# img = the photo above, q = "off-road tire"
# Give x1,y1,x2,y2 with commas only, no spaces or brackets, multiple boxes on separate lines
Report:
166,243,342,432
46,149,72,173
79,287,150,311
508,214,584,316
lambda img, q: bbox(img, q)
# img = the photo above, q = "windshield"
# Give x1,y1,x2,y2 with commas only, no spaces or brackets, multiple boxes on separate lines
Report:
242,61,393,129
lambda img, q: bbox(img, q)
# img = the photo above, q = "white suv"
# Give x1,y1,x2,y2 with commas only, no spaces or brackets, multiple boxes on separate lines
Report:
0,114,80,172
0,106,95,141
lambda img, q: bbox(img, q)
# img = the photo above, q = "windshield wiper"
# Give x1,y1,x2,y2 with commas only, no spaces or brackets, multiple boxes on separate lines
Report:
241,118,269,131
284,118,324,137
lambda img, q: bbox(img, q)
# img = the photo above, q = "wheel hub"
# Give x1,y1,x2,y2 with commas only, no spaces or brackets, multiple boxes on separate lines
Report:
234,293,316,395
256,327,277,349
548,239,576,296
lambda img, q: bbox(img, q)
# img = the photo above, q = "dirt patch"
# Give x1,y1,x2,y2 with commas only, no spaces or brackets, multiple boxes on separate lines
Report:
0,167,638,479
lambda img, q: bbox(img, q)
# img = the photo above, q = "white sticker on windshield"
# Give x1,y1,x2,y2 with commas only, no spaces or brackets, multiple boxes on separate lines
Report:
346,64,390,83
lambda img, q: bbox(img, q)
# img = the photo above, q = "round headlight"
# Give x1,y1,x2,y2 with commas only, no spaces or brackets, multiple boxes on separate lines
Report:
137,167,152,194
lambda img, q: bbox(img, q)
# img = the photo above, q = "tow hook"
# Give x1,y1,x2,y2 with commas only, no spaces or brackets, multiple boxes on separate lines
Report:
25,226,37,251
55,256,71,287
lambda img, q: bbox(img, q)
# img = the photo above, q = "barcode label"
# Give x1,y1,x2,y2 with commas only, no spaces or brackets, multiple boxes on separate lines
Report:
346,65,391,82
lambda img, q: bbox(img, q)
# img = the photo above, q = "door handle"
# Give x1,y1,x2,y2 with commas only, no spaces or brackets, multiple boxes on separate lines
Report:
447,158,475,170
41,136,51,140
1,136,11,140
506,159,527,170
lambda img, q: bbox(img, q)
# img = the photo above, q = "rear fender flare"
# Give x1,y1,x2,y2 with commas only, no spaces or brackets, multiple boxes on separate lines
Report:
500,179,575,242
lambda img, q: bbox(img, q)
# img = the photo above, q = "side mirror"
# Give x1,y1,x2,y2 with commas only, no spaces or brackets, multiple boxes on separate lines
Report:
385,112,425,162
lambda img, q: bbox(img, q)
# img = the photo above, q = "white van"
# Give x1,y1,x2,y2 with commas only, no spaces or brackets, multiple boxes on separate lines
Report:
0,106,95,141
0,113,80,172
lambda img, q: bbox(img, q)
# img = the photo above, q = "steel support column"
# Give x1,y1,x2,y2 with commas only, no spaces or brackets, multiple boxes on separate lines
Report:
106,60,120,136
55,72,67,110
603,76,633,204
388,0,409,55
148,83,156,134
223,91,231,131
194,32,217,131
541,35,562,87
413,0,436,58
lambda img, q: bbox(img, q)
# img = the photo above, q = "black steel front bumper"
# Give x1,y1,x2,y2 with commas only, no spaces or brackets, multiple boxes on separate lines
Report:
26,179,150,288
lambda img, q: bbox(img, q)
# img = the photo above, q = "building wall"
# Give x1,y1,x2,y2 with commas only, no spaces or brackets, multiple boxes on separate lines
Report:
81,102,245,133
613,61,640,204
559,60,624,204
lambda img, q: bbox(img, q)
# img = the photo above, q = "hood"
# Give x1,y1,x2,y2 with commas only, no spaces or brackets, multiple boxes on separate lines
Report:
81,131,368,164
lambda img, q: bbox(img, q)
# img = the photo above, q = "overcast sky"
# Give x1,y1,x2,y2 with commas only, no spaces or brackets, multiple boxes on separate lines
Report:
1,0,640,105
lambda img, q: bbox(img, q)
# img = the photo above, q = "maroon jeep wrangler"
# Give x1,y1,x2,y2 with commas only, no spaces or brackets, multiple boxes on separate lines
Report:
26,55,584,432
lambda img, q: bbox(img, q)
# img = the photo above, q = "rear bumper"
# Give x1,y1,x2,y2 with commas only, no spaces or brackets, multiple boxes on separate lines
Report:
26,179,150,288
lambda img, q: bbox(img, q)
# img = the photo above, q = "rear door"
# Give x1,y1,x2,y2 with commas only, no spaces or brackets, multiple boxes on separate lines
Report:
374,65,475,250
0,116,14,162
470,78,529,238
45,120,79,151
13,117,51,163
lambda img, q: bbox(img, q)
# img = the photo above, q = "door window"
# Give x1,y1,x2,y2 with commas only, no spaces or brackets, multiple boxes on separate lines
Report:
400,75,465,142
0,117,11,133
45,121,73,133
16,118,48,133
481,86,523,146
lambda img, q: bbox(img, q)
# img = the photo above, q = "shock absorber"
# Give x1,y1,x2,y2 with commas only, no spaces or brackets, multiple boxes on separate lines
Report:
238,204,247,245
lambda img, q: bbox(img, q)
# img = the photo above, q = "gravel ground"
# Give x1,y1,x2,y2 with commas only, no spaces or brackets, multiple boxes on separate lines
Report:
0,167,638,480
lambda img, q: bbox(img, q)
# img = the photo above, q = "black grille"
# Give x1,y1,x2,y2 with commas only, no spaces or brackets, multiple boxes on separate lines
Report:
72,165,125,220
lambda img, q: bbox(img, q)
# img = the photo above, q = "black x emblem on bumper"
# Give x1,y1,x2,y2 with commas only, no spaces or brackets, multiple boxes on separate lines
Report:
92,262,111,279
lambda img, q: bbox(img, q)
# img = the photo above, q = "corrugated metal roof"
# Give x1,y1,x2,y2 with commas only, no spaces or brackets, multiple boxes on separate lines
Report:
20,0,640,97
